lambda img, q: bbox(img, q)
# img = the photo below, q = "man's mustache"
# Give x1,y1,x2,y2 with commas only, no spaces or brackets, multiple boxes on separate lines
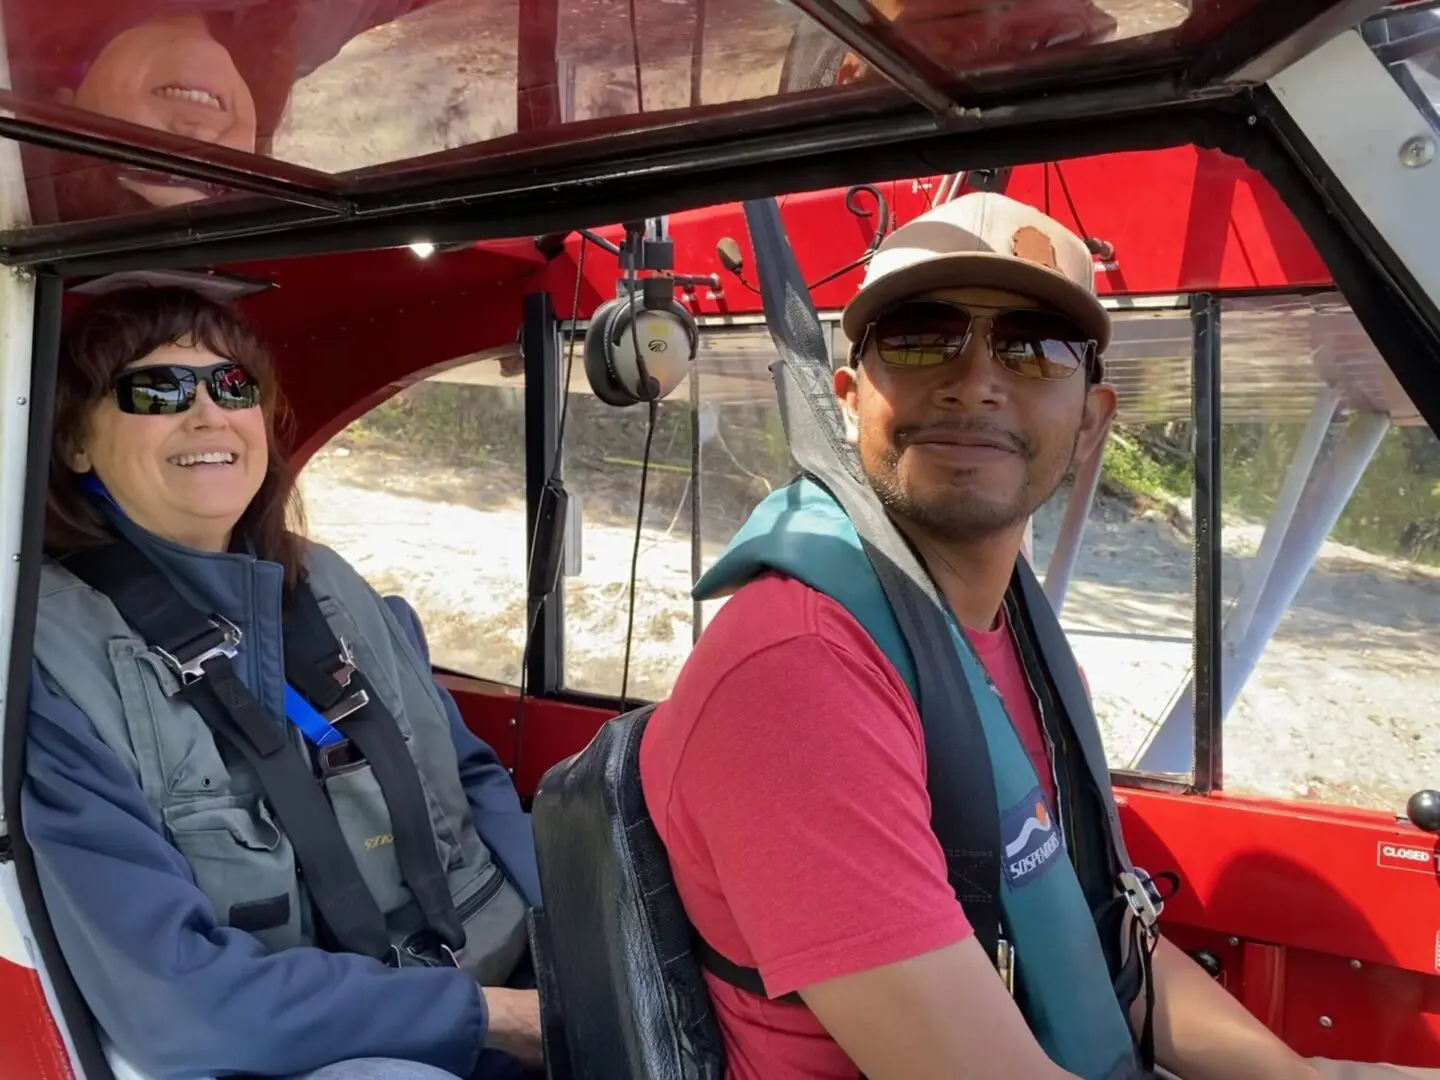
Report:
894,419,1034,460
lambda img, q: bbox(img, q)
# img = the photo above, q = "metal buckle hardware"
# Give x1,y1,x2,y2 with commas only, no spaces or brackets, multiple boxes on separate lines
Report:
996,936,1016,995
323,689,370,725
332,636,358,688
154,615,242,686
389,935,461,969
1119,867,1165,930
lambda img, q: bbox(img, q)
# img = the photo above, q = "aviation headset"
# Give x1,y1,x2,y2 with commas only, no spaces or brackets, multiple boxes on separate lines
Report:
583,262,700,408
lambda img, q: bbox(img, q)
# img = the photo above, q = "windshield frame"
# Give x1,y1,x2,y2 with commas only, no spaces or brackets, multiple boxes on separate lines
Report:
0,0,1391,270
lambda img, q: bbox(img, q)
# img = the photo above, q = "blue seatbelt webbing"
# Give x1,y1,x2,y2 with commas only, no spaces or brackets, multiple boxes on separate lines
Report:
283,683,345,746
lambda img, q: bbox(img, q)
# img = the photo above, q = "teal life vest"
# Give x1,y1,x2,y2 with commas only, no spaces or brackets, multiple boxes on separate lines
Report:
694,477,1150,1080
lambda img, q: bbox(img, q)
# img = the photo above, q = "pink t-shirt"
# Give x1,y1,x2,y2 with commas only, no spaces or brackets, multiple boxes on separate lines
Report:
639,572,1057,1080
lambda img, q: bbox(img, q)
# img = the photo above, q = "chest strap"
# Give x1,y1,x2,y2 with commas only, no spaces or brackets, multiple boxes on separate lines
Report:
283,583,464,953
62,541,463,962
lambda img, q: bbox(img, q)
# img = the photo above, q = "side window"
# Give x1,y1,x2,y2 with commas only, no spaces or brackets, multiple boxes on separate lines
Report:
1029,304,1199,780
1215,295,1439,813
1364,6,1440,135
561,323,802,702
559,390,696,702
1092,293,1440,813
300,361,528,685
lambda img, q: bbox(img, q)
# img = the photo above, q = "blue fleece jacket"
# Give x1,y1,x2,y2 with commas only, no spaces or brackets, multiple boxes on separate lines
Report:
22,559,540,1080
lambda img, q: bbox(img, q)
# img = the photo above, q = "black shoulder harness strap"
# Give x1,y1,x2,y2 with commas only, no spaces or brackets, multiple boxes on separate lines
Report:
282,586,464,952
1010,560,1140,890
62,540,463,962
1010,558,1173,1067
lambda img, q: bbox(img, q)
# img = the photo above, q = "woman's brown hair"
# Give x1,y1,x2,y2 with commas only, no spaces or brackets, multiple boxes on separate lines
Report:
45,286,309,584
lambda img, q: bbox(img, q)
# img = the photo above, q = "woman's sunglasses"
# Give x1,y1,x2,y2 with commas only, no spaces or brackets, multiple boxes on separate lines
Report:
113,362,261,416
855,300,1099,381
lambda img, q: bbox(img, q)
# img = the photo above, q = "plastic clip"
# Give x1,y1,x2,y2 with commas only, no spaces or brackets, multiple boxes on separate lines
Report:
1119,868,1165,930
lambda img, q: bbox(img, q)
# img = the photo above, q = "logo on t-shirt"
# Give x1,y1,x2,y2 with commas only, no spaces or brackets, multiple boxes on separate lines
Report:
1001,786,1063,888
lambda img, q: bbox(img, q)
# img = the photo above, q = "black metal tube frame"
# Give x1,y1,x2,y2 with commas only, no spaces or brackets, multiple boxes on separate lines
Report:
0,273,116,1080
1190,293,1224,794
0,0,1394,270
523,292,566,696
8,83,1234,276
0,91,349,212
689,366,704,645
783,0,971,116
1199,0,1394,85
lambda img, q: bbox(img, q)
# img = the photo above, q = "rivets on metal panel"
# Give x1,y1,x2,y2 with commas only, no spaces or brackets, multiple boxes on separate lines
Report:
1228,936,1240,947
1349,959,1362,970
1319,1016,1333,1029
1400,135,1435,168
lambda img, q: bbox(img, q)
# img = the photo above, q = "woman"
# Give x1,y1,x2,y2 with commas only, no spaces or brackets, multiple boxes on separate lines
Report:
10,0,430,221
22,285,543,1080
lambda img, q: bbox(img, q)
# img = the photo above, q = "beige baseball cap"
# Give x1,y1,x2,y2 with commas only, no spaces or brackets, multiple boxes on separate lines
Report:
841,191,1112,354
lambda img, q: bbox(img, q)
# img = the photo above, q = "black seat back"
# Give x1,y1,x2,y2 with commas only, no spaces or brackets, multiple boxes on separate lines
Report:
531,706,726,1080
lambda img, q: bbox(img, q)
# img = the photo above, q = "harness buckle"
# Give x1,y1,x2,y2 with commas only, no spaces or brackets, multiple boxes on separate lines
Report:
155,615,242,686
995,936,1016,996
316,738,364,776
331,636,358,688
323,689,370,725
389,934,461,969
1119,867,1165,930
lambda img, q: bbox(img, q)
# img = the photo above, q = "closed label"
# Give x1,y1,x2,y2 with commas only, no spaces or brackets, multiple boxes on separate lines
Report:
1377,841,1438,874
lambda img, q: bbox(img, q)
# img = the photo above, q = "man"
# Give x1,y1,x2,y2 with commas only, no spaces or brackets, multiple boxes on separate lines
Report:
11,0,435,220
639,193,1433,1080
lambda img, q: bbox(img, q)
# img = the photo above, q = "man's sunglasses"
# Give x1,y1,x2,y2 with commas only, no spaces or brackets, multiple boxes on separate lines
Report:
854,300,1100,381
113,362,261,416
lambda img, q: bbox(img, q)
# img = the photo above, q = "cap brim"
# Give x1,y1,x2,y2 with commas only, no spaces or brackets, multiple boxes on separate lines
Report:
841,252,1112,353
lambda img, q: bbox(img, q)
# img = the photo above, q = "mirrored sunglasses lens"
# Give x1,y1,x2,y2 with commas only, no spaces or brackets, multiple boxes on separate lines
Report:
117,367,194,415
990,311,1092,379
210,364,261,409
874,302,971,367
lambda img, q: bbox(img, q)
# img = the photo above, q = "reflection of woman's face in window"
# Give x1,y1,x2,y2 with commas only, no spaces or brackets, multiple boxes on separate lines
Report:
58,14,258,157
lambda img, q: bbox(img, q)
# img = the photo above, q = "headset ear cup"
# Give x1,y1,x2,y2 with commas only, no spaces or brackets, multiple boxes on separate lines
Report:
628,298,698,402
583,297,638,407
671,297,700,361
584,293,700,407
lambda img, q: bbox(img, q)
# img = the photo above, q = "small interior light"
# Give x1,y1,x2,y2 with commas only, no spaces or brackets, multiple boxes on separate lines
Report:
410,242,436,258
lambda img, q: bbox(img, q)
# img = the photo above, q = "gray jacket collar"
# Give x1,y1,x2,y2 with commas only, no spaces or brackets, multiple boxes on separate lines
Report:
96,502,288,716
101,503,283,624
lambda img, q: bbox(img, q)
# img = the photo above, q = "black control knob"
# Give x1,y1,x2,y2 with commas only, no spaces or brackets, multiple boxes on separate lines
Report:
1190,950,1223,978
1407,790,1440,834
